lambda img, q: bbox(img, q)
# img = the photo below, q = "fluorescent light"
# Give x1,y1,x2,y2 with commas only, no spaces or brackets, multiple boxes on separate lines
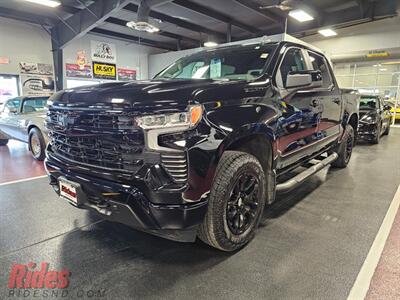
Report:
22,0,61,7
318,29,337,37
288,9,314,22
379,68,388,71
204,41,218,47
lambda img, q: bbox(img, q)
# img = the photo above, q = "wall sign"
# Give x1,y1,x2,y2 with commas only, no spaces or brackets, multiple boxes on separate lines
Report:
91,41,117,64
76,50,88,69
66,63,92,78
117,68,137,81
19,62,53,75
93,62,116,80
0,57,10,64
19,62,54,96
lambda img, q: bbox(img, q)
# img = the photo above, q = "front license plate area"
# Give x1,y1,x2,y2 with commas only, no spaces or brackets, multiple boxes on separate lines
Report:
59,177,81,206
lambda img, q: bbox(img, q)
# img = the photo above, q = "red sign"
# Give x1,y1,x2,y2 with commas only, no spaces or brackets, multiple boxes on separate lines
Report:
65,63,92,79
118,68,136,81
0,57,10,64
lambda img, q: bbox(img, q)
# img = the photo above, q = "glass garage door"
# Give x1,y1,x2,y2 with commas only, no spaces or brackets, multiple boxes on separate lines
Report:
0,74,19,104
334,61,400,125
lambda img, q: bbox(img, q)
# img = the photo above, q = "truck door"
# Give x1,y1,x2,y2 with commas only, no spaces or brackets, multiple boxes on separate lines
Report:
306,51,341,143
274,47,322,168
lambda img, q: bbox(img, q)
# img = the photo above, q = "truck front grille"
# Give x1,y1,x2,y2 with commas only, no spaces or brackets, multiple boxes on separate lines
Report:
161,153,188,184
47,108,145,172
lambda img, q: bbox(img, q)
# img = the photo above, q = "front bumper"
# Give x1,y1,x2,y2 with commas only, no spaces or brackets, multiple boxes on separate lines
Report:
357,122,378,140
45,157,208,242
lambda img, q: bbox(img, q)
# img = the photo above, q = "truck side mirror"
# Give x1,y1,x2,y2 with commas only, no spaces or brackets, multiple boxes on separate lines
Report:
285,70,322,89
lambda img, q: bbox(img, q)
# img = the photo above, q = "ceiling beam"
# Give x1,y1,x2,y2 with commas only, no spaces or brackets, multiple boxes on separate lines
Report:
51,0,132,48
172,0,261,35
232,0,284,26
90,28,177,50
124,3,227,40
0,7,56,26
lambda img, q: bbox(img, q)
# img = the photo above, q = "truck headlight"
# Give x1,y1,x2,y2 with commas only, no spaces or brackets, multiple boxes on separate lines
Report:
136,105,203,130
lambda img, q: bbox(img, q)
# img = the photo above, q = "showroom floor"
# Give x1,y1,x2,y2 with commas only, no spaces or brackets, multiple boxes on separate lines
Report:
0,129,399,300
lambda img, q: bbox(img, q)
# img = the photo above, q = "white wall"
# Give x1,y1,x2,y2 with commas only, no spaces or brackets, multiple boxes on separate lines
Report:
63,33,164,85
0,17,53,75
0,16,165,86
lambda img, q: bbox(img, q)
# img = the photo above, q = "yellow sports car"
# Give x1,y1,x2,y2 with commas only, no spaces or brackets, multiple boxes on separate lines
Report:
387,101,400,120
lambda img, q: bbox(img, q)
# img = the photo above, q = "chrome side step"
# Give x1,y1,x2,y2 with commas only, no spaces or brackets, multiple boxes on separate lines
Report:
276,153,338,193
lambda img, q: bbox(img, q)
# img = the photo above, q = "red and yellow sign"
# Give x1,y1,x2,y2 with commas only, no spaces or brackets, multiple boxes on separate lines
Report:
93,62,116,80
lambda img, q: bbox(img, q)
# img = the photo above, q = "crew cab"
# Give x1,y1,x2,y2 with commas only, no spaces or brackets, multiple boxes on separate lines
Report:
45,38,359,251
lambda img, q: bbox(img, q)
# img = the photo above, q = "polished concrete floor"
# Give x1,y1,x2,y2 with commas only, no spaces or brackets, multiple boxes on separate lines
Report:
0,129,399,299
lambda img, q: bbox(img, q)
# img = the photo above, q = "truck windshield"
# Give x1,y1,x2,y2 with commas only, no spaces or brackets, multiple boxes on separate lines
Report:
155,44,277,81
360,97,378,110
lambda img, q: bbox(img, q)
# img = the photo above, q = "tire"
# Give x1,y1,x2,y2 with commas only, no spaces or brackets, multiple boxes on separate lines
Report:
0,139,9,146
198,151,267,251
383,122,391,136
28,127,46,161
332,125,354,168
371,123,381,144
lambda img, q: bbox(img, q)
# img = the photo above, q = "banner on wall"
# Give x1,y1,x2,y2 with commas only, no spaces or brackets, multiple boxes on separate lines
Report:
117,68,137,81
93,62,116,80
66,63,92,78
91,40,117,64
20,74,55,96
19,62,54,96
19,62,53,75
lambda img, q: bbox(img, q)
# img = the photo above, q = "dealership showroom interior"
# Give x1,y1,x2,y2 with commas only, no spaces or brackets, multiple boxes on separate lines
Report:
1,0,400,299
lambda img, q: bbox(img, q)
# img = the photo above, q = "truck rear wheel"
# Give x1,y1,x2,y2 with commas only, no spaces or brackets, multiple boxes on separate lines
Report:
332,125,354,168
198,151,266,251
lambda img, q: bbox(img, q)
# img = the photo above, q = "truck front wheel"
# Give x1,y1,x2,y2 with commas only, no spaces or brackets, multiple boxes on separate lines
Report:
198,151,267,251
332,125,354,168
0,139,9,145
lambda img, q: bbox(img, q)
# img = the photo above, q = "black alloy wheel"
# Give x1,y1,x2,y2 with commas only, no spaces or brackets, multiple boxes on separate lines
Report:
226,172,260,235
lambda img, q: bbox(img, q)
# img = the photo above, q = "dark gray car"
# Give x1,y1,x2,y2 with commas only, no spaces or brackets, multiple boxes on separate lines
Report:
0,96,49,160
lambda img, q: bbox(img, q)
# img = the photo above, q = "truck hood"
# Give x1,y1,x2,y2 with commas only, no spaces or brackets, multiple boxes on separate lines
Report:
49,79,250,112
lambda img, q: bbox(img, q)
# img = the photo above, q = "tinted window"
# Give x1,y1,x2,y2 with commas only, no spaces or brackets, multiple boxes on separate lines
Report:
360,96,378,109
22,97,48,113
279,48,307,87
308,52,332,88
155,44,277,81
4,98,21,113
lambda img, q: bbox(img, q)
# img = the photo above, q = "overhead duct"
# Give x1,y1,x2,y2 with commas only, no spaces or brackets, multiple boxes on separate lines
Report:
331,47,400,63
127,0,173,33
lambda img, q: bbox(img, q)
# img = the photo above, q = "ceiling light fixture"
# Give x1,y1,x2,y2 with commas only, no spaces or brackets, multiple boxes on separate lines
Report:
288,9,314,22
318,29,338,37
22,0,61,7
126,21,160,33
204,41,218,48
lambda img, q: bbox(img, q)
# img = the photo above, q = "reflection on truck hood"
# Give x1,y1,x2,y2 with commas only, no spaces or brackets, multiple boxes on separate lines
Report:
49,79,248,109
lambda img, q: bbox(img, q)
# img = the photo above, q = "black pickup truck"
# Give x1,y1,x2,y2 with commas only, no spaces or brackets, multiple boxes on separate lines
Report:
45,40,359,251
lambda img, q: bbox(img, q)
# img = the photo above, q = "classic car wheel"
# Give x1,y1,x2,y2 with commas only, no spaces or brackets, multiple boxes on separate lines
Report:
332,125,354,168
0,139,9,146
198,151,266,251
29,128,45,161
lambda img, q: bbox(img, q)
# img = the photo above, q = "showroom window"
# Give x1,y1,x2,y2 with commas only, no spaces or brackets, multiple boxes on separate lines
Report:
334,60,400,123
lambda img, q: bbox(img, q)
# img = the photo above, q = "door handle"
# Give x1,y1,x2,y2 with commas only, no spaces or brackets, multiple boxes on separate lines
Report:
310,99,320,108
333,98,341,105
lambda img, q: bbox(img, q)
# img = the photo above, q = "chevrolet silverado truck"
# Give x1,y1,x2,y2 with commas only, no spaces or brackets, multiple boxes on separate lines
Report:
45,40,359,251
